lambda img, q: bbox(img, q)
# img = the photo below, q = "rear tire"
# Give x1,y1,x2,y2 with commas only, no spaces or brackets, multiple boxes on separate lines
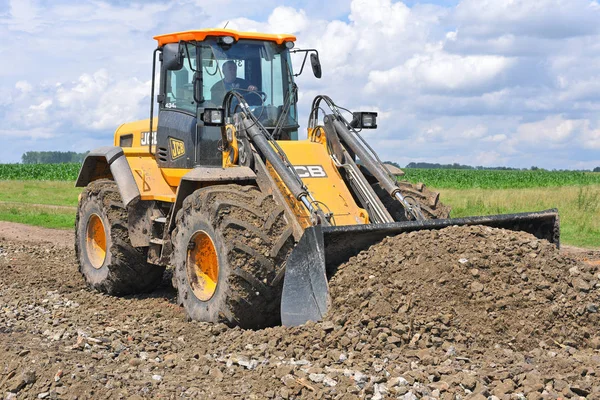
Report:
75,180,165,294
171,184,294,329
372,181,451,221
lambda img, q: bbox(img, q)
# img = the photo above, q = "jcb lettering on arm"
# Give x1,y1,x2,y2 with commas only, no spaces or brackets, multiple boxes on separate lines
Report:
293,165,327,178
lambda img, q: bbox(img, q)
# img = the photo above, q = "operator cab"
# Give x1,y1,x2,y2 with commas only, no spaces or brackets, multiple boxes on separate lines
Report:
152,29,302,169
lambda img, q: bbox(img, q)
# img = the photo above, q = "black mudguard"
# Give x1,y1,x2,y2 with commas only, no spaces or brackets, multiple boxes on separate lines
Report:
76,146,140,207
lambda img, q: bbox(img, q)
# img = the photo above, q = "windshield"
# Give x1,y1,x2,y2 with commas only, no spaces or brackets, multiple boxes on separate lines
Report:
200,40,297,128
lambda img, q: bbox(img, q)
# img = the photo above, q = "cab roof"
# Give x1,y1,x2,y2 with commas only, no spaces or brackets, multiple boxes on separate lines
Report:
153,29,296,47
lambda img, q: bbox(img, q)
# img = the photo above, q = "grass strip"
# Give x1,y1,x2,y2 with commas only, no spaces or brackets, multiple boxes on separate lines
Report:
0,202,75,230
439,185,600,248
0,181,81,207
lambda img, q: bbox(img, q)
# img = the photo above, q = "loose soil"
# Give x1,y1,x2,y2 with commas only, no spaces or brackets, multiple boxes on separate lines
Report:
1,221,599,400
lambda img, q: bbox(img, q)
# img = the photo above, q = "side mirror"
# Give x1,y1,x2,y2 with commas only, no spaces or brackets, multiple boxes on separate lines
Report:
163,43,183,71
310,53,322,79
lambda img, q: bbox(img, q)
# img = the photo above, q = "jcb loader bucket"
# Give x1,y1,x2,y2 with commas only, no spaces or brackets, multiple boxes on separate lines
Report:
280,209,560,327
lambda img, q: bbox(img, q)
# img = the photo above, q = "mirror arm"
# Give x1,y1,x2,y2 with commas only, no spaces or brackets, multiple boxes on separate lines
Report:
291,49,321,78
182,41,198,72
293,52,309,77
149,47,160,156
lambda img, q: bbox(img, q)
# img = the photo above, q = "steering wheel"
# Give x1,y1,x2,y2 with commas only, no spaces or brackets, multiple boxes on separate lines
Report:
239,89,266,104
255,91,267,103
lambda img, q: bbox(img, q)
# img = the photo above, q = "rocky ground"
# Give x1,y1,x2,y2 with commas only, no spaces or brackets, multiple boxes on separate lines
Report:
1,221,599,400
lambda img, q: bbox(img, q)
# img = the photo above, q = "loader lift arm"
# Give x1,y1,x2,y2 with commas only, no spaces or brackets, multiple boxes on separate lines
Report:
310,95,426,222
223,90,332,226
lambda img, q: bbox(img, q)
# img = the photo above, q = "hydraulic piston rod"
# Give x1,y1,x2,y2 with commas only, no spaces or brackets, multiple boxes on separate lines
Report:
329,117,424,220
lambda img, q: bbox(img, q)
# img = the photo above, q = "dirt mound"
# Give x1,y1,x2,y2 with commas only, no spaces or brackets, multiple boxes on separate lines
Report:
1,223,600,399
329,225,599,351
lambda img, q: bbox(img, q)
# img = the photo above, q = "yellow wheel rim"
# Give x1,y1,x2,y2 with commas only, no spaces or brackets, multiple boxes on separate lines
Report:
186,231,219,301
86,214,107,269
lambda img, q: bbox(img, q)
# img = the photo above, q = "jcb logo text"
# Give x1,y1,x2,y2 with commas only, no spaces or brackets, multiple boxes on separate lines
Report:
294,165,327,178
140,131,157,146
169,138,185,160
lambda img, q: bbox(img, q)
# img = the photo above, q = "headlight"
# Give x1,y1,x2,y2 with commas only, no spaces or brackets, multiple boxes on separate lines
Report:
221,36,235,45
202,108,225,126
351,112,378,129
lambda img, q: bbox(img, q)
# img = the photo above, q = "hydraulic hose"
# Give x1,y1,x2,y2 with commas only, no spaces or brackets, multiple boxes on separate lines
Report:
330,117,425,221
242,116,308,202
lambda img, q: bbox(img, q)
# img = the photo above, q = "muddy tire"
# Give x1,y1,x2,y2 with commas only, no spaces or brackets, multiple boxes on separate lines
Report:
75,180,165,294
171,184,294,329
372,181,451,221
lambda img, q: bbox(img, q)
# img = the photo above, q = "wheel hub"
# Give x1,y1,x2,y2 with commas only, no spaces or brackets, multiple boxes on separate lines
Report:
86,214,107,269
186,231,219,301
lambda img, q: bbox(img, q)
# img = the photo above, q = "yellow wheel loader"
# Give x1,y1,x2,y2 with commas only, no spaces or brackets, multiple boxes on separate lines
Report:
75,29,560,328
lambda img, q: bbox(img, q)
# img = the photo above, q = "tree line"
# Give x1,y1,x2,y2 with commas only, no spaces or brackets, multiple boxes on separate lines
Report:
403,162,600,172
21,151,88,164
17,152,600,172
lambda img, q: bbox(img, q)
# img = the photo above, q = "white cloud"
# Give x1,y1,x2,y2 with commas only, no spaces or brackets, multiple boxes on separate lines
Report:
29,99,52,111
368,51,515,95
0,127,55,139
56,70,110,107
513,115,600,151
454,0,600,39
91,77,150,130
1,0,600,169
579,123,600,150
2,0,45,33
461,125,488,139
517,115,580,143
267,7,308,34
482,134,507,143
15,81,32,93
4,69,150,139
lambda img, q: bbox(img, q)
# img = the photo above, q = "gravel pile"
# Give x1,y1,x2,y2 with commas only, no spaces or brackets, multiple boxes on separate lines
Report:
1,224,599,399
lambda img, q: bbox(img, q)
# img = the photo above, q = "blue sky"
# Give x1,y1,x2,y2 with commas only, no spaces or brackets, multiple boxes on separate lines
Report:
1,0,599,169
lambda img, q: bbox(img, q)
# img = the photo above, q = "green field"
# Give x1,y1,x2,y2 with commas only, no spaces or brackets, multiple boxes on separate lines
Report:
403,168,600,189
439,186,600,248
0,163,80,180
0,165,598,248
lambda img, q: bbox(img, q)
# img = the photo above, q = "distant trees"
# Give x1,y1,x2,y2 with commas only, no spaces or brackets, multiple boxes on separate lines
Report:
383,161,402,169
405,162,472,169
401,162,600,171
404,162,521,170
21,151,88,164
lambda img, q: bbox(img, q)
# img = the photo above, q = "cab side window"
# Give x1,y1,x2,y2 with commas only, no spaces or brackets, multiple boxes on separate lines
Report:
164,56,196,113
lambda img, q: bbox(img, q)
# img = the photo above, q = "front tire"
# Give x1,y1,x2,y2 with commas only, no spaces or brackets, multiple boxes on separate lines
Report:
75,180,165,294
171,184,294,329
